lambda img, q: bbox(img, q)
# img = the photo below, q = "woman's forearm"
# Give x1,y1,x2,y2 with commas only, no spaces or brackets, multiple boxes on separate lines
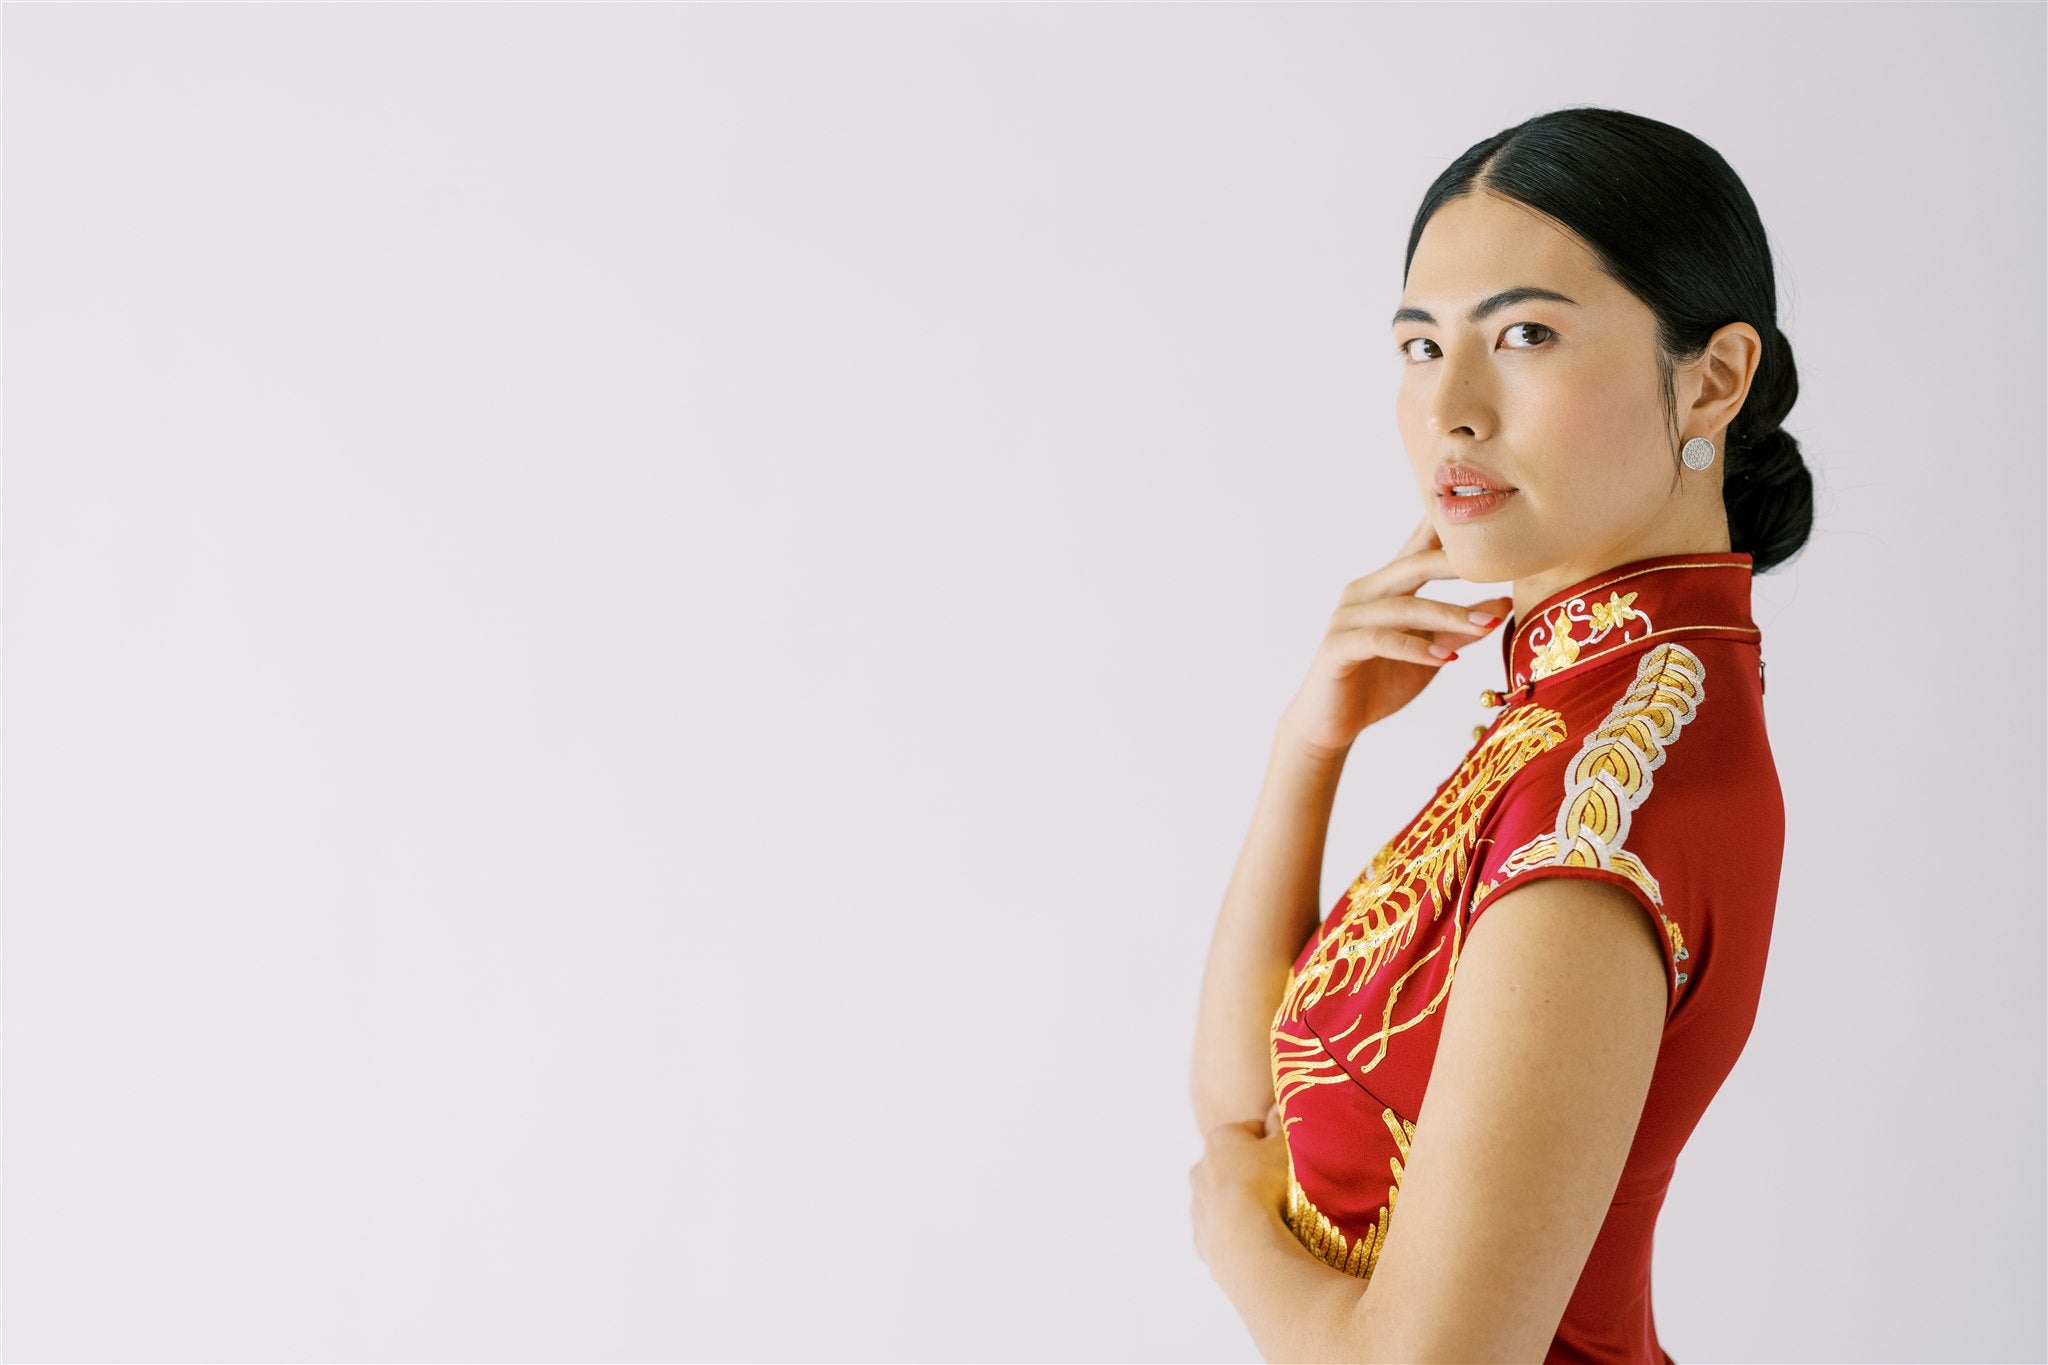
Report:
1215,1202,1378,1363
1189,720,1352,1135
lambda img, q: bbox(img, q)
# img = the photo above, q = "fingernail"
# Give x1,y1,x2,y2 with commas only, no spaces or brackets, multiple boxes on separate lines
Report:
1429,644,1459,660
1468,611,1503,627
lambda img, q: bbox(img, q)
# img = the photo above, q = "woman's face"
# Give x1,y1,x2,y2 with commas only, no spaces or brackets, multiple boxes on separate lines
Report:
1391,190,1736,612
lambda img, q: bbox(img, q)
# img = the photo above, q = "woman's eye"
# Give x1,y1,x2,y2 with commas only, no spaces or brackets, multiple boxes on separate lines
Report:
1397,323,1555,363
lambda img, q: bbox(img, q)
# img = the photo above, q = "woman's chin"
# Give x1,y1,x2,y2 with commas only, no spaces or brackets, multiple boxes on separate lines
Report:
1435,536,1535,590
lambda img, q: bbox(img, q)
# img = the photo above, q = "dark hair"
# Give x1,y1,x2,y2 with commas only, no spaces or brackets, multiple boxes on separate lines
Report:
1404,107,1814,574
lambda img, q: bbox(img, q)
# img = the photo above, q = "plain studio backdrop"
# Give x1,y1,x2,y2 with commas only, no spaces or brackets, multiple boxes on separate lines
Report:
4,4,2042,1362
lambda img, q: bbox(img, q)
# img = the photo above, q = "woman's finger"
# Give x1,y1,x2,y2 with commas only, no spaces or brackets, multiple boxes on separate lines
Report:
1353,541,1463,603
1335,592,1513,639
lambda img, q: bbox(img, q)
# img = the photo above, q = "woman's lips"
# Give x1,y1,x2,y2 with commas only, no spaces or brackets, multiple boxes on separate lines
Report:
1438,488,1517,522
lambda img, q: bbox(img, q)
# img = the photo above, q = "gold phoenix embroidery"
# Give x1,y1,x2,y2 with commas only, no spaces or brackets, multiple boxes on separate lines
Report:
1282,1106,1416,1283
1272,702,1567,1075
1271,1018,1361,1119
1480,641,1704,989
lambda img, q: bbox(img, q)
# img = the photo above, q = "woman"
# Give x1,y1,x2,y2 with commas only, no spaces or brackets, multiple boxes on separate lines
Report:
1187,107,1814,1363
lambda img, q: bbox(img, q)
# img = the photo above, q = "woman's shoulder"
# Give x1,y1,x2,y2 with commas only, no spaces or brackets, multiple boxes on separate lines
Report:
1480,633,1782,875
1527,632,1776,773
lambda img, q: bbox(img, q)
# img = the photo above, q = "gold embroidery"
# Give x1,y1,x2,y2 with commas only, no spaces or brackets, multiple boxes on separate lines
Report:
1270,1018,1362,1117
1275,704,1568,1074
1507,557,1760,689
1530,589,1648,681
1272,706,1576,1079
1282,1106,1416,1283
1588,589,1641,631
1487,642,1703,994
1533,613,1580,677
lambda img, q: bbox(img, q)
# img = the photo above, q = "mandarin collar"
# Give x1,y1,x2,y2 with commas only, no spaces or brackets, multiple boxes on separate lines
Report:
1480,551,1760,708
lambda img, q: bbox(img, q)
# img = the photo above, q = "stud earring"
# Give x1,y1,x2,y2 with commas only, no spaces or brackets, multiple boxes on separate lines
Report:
1681,436,1717,471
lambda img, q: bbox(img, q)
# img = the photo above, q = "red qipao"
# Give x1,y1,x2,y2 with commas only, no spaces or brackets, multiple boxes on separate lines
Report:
1267,551,1785,1364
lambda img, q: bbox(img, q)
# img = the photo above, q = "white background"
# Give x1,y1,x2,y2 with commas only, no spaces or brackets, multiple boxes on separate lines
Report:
6,4,2043,1361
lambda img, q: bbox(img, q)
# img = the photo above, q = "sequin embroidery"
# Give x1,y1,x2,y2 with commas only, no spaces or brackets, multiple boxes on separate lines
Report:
1275,702,1569,1075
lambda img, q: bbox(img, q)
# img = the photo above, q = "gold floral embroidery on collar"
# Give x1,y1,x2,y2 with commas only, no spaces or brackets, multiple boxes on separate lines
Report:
1526,589,1649,682
1490,555,1761,706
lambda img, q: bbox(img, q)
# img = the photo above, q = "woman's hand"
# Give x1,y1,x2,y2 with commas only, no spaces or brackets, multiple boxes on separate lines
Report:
1279,515,1511,757
1190,1101,1294,1281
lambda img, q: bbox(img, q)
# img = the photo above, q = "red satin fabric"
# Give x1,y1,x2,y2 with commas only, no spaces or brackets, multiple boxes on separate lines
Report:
1268,550,1785,1363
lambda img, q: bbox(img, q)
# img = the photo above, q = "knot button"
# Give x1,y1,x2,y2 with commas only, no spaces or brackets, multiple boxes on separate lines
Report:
1478,688,1503,707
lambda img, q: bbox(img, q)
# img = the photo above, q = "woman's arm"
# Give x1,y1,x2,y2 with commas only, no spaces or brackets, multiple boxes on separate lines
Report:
1204,876,1669,1363
1188,720,1350,1136
1190,515,1509,1137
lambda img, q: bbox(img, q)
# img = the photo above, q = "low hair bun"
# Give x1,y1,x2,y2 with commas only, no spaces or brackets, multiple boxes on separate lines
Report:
1724,328,1811,573
1723,423,1813,574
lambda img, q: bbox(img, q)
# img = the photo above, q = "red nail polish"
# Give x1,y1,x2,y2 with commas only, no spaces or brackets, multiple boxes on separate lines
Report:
1444,650,1460,662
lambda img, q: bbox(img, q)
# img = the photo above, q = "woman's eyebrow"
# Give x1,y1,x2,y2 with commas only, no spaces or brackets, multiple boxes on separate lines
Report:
1391,286,1581,327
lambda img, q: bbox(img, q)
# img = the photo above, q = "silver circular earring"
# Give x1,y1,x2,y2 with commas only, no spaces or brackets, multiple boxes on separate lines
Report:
1681,436,1717,471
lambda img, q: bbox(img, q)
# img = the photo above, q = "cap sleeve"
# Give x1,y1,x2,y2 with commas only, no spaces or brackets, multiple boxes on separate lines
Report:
1466,646,1722,1023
